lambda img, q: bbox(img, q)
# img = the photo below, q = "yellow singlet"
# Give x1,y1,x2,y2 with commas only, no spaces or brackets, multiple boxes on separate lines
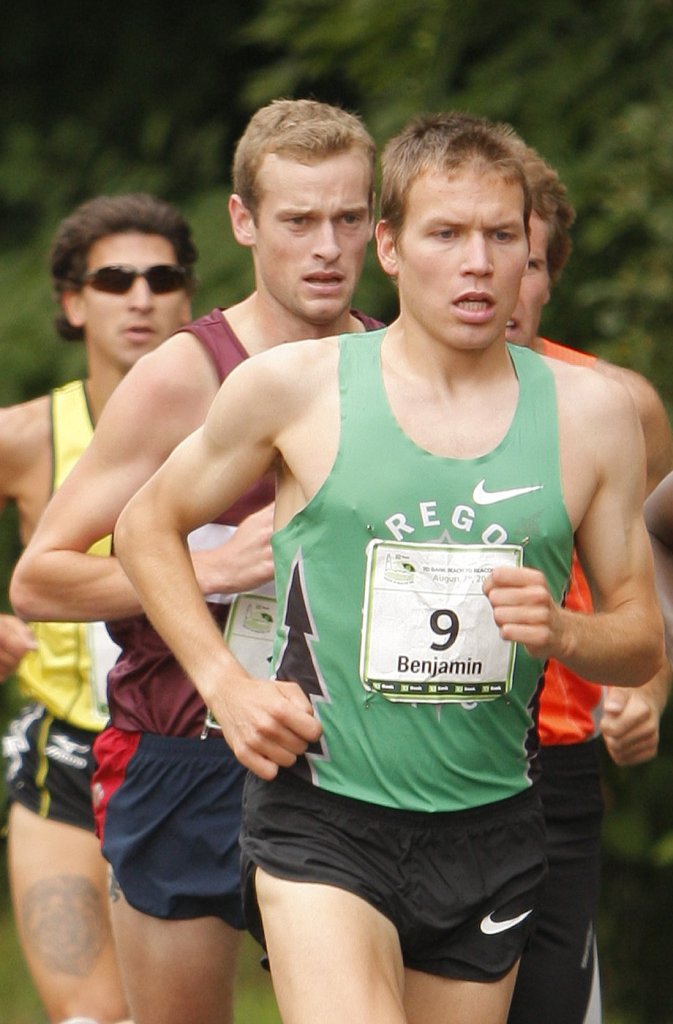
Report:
17,380,116,731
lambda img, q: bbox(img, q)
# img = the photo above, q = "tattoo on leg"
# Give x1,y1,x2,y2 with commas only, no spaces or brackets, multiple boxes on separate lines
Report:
21,874,105,976
108,865,122,903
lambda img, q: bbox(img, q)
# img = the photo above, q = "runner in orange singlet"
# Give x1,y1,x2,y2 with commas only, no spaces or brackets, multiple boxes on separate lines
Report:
506,144,672,1024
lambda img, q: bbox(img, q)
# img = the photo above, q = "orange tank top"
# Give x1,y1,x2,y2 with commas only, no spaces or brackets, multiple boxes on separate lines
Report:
537,338,604,744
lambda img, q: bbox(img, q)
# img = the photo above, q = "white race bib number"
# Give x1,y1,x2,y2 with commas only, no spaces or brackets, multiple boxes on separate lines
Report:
360,541,522,703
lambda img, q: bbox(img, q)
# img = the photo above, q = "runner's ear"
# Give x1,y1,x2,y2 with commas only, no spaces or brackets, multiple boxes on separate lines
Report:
375,220,399,279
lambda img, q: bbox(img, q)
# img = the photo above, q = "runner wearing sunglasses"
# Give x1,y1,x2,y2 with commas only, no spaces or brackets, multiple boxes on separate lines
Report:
82,262,190,294
0,193,195,1024
12,98,380,1024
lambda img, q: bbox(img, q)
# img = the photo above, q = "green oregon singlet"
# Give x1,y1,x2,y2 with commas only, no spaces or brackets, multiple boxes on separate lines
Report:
17,380,115,731
271,329,573,812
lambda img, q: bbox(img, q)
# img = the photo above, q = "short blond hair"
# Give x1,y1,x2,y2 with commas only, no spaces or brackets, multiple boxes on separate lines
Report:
380,111,531,241
232,98,376,219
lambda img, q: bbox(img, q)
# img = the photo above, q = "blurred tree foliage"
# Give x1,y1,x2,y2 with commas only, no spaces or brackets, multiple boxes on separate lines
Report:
241,0,673,397
0,1,672,1019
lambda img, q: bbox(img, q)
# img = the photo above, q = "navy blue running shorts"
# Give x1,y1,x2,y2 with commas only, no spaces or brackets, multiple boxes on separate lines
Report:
241,770,548,982
95,729,246,926
2,702,97,831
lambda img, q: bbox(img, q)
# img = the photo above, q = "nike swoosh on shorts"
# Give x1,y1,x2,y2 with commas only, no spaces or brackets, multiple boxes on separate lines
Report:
479,909,533,935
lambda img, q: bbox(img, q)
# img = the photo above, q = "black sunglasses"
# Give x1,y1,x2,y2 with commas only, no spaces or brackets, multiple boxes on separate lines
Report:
82,263,188,295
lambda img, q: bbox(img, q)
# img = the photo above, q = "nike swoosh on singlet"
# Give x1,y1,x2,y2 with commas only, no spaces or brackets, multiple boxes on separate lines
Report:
479,909,533,935
472,480,544,505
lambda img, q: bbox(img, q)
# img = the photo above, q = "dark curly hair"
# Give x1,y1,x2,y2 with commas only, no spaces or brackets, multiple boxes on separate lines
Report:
50,193,198,341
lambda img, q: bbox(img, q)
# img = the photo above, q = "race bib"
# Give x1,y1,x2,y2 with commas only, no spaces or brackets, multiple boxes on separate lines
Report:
223,591,277,679
360,540,522,703
202,591,277,735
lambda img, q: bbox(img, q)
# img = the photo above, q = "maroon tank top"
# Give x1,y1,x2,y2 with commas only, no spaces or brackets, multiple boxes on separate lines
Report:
106,308,381,736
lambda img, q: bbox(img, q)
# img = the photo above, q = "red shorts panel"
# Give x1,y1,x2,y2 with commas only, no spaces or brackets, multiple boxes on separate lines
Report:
91,726,141,845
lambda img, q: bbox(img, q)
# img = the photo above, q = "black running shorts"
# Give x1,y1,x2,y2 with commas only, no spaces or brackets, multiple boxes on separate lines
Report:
3,703,97,831
241,770,547,981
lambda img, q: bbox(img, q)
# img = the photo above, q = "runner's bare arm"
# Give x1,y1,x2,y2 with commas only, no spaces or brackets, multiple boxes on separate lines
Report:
599,448,673,766
0,614,37,681
596,362,673,495
644,477,673,664
645,471,673,551
485,372,664,685
114,348,324,779
0,398,51,677
591,366,673,761
11,334,273,622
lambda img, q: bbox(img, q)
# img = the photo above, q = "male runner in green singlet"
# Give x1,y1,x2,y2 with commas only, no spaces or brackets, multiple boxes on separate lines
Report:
109,113,663,1024
0,193,195,1024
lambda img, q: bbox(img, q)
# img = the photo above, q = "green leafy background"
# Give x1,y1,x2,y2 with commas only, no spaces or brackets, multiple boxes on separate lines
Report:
1,2,672,1020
